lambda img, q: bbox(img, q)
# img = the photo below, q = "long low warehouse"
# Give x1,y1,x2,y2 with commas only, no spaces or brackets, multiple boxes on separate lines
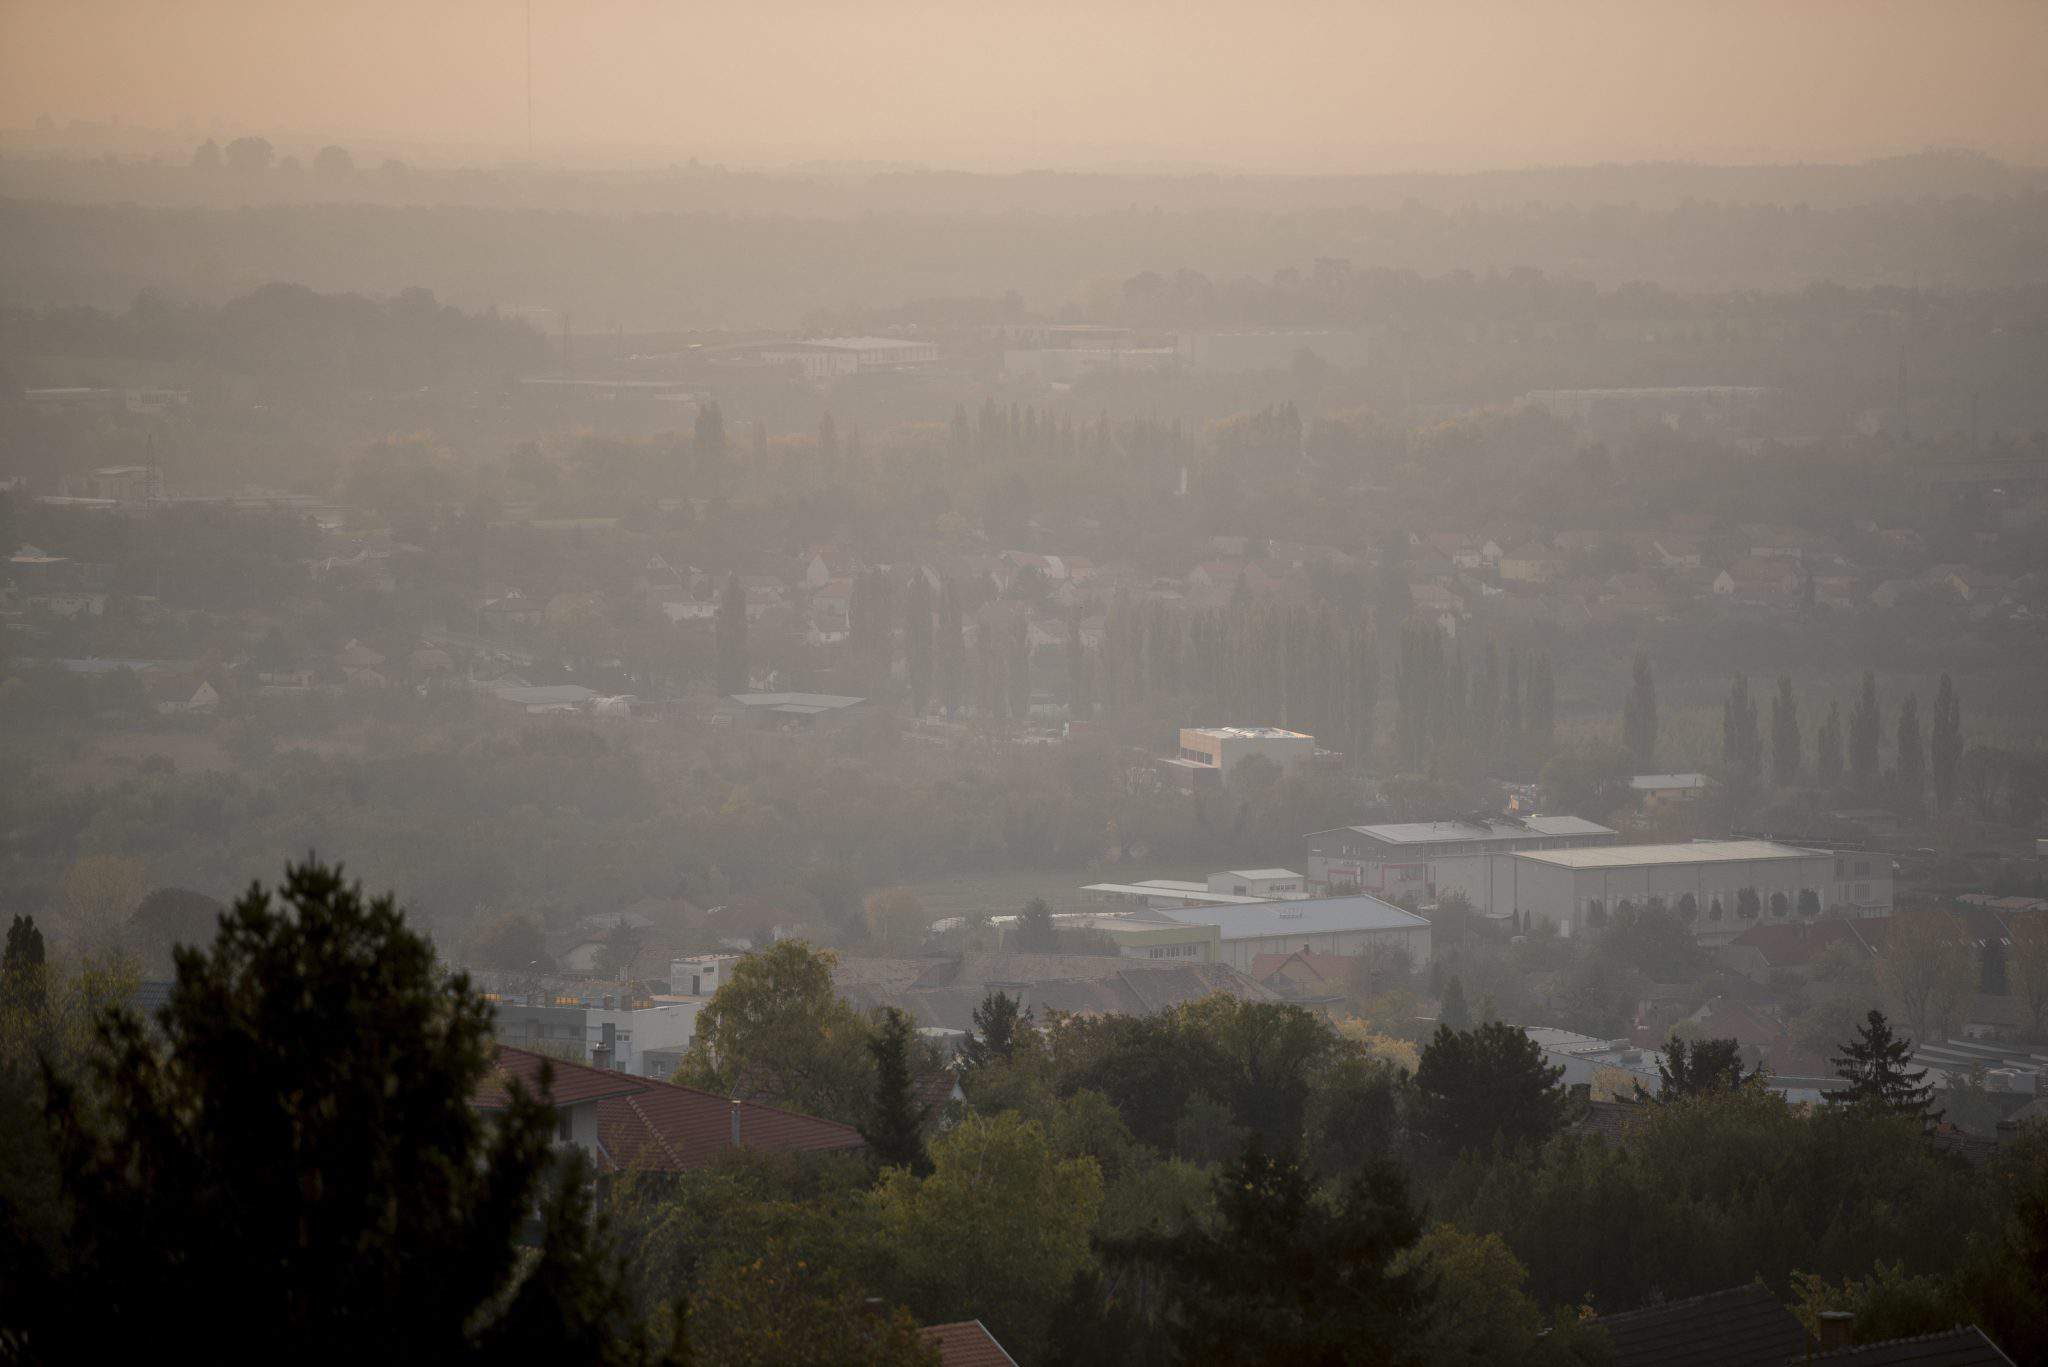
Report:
1151,895,1433,973
1475,840,1893,940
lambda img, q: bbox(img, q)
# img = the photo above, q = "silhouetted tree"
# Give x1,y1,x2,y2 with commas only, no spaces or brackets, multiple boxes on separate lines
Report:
958,990,1030,1073
1817,700,1846,788
1015,899,1057,952
1623,650,1657,772
1930,674,1963,814
1896,692,1925,814
1414,1021,1568,1156
1825,1009,1938,1122
861,1007,932,1175
17,859,648,1359
1772,675,1801,787
1645,1035,1756,1101
1850,672,1882,789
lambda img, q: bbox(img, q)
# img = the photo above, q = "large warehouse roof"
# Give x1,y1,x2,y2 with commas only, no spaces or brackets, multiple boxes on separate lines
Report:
1337,816,1616,846
1156,895,1427,940
1512,839,1821,870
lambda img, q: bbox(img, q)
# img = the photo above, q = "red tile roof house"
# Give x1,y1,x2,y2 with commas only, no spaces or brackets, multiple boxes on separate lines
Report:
472,1046,864,1173
920,1319,1019,1367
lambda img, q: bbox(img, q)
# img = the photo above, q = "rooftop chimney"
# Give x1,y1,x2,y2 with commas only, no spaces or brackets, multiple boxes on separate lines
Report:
729,1098,742,1149
1817,1311,1854,1351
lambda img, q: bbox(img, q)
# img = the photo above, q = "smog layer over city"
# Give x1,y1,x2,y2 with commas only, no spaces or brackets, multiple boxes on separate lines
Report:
3,2,2048,1362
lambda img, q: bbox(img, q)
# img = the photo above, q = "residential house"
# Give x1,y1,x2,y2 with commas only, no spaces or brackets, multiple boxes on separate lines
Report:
1499,544,1564,585
920,1320,1019,1367
472,1045,864,1173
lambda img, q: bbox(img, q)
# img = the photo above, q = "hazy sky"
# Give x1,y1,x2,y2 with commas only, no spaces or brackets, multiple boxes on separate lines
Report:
4,0,2045,171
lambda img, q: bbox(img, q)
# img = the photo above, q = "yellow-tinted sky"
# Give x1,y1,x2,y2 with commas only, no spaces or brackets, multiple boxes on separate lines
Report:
3,0,2044,170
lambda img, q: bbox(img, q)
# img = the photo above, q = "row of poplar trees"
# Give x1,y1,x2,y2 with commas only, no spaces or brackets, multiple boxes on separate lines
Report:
1623,650,1967,810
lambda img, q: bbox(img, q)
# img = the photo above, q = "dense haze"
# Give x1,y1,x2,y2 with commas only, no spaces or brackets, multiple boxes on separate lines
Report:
7,0,2048,169
5,4,2048,1365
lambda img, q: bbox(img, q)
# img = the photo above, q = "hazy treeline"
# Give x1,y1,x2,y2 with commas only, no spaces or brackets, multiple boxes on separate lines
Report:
4,186,2047,327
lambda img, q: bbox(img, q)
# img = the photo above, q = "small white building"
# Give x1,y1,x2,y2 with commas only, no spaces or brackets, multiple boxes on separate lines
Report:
1207,869,1307,899
1176,726,1314,782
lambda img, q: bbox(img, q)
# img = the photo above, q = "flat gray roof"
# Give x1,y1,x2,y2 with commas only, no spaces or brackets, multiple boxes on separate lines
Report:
1512,839,1822,870
1155,894,1428,940
1084,884,1270,905
728,691,865,713
1334,816,1616,846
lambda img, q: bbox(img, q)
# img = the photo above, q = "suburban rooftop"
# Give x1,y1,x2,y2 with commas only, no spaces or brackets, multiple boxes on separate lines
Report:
1337,816,1617,845
1512,839,1823,869
1155,894,1429,940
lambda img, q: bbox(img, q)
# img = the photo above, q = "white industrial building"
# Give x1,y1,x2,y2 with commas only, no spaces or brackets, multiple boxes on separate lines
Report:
1152,895,1432,973
1475,840,1894,940
1208,869,1308,898
1305,816,1618,900
1171,726,1315,783
756,336,941,380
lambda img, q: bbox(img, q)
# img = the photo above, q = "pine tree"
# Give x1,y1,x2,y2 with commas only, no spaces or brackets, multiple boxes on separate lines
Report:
861,1007,932,1174
957,990,1030,1072
1825,1009,1939,1121
1817,700,1845,788
23,860,633,1356
1771,674,1801,788
1930,674,1962,813
1015,899,1057,952
905,574,934,716
817,411,839,464
1896,692,1925,814
1623,650,1657,772
715,572,748,694
1647,1036,1755,1101
1850,671,1882,789
3,913,47,1015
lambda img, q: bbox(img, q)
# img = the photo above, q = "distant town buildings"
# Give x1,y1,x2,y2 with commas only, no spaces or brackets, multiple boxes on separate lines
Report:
1305,816,1619,900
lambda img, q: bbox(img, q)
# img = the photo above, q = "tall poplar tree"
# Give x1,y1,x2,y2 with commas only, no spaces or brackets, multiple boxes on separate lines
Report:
1817,700,1845,788
1895,691,1925,813
1622,650,1657,772
1930,674,1962,813
1771,675,1801,788
905,574,934,716
1850,671,1882,789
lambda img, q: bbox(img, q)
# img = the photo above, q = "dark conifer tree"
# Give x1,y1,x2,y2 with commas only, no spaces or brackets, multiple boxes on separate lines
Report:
1817,700,1846,788
1825,1009,1939,1121
861,1007,932,1175
1930,673,1963,814
1896,692,1925,813
1623,650,1657,772
1850,671,1882,789
1771,675,1801,788
905,574,934,716
957,990,1030,1073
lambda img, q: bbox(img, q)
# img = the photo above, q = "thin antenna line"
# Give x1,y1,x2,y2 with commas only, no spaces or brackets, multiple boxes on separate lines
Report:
525,0,534,161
